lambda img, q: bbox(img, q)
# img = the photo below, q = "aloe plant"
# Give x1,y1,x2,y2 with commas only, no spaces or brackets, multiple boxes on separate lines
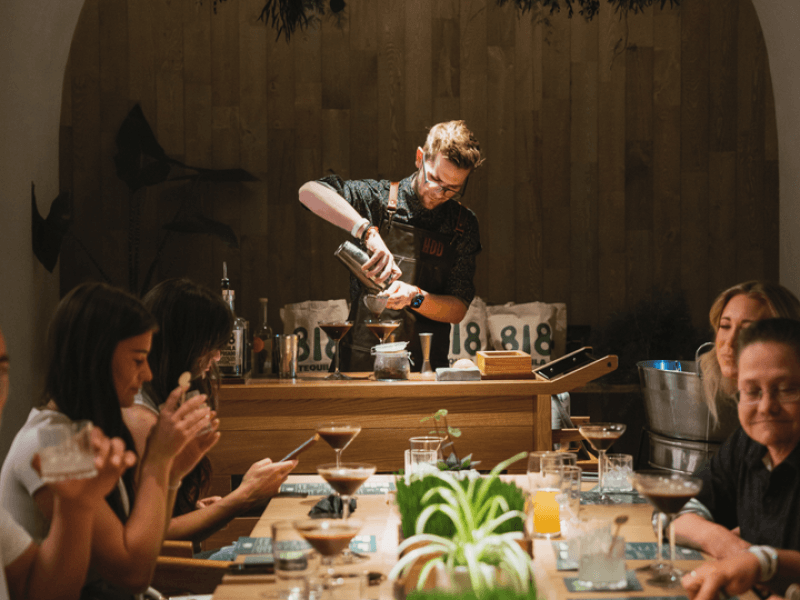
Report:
390,451,534,594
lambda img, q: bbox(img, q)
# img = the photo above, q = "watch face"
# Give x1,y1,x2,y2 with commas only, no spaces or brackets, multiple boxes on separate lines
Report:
411,294,424,309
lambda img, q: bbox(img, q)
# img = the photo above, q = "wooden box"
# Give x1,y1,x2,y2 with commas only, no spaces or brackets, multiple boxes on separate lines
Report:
475,350,532,377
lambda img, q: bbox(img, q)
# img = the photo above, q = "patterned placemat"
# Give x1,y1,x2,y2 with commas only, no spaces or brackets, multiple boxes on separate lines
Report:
279,481,396,496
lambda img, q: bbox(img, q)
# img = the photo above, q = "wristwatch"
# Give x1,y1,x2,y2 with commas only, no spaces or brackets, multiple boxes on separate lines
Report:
410,287,425,309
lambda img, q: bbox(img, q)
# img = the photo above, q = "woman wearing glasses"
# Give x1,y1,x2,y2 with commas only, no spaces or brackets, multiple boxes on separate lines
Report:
298,120,485,371
675,318,800,600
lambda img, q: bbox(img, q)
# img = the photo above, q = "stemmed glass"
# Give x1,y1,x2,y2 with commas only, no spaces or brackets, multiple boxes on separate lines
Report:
363,294,388,320
293,518,363,598
316,421,361,467
365,320,401,344
578,423,626,504
318,462,376,564
629,470,703,588
319,321,353,380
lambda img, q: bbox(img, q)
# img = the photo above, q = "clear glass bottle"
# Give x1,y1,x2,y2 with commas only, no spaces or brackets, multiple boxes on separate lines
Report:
252,298,274,378
219,262,246,378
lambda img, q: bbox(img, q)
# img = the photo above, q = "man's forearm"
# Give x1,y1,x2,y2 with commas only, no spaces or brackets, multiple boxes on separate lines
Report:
299,181,363,233
672,513,750,559
414,290,468,323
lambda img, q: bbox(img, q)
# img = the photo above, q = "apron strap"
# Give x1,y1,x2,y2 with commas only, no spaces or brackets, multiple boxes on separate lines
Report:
384,181,400,230
452,201,467,244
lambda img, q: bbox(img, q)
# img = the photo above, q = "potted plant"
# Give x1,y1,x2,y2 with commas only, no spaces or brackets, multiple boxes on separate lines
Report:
390,452,534,595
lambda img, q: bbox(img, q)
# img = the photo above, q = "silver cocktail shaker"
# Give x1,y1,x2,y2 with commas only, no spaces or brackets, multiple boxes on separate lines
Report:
334,241,387,292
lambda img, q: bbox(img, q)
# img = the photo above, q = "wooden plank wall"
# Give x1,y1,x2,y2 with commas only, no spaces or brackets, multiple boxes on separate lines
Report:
59,0,778,335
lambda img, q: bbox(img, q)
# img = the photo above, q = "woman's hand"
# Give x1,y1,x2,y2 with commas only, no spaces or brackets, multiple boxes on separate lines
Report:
169,422,221,483
682,552,761,600
234,458,298,509
145,384,214,467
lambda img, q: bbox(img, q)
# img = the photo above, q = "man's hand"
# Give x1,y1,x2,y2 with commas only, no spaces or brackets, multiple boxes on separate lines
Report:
363,230,401,285
682,552,761,600
382,280,418,310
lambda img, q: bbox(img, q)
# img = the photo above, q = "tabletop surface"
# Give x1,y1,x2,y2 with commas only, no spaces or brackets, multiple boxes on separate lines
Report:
210,474,751,600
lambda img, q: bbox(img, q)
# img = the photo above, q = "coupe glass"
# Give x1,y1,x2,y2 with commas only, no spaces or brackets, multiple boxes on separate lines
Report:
629,470,702,587
365,320,401,344
316,422,361,467
318,462,376,564
319,321,353,380
293,518,363,599
578,422,626,504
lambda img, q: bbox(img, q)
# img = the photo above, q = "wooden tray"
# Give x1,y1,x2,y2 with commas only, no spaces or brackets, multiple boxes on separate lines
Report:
475,350,532,377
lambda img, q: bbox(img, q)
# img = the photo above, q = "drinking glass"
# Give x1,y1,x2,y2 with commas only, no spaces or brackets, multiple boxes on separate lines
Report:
532,464,563,539
603,454,634,492
317,463,376,520
557,465,583,525
576,525,627,590
319,321,353,380
629,470,702,587
292,519,363,599
272,520,317,600
316,422,361,467
365,320,401,344
37,420,97,483
578,423,626,503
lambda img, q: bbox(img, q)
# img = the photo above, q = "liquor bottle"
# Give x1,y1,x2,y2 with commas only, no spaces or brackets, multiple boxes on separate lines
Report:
219,262,247,378
252,298,274,378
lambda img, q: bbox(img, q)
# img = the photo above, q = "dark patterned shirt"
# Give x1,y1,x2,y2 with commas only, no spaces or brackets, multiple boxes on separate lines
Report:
693,426,800,550
318,173,482,306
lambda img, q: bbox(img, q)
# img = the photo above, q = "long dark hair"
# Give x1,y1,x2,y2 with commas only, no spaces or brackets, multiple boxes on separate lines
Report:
142,278,232,515
42,282,157,519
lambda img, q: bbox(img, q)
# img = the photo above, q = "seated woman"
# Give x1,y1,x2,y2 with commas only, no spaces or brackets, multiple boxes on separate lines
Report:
674,318,800,599
123,278,296,544
0,323,137,600
698,281,800,427
0,282,219,599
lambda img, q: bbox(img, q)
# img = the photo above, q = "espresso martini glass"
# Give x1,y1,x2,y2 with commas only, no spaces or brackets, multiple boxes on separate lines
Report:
319,321,353,380
293,518,364,598
630,470,702,588
316,422,361,467
578,422,626,504
318,462,376,564
365,320,401,344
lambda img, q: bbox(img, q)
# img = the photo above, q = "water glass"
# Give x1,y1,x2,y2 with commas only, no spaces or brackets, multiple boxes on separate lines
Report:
557,465,583,524
328,567,371,600
603,454,633,492
272,520,317,600
37,420,97,483
405,449,438,480
576,522,627,590
409,436,445,458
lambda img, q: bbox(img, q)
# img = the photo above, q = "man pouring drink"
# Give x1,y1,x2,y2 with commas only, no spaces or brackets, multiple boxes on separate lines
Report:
298,120,485,372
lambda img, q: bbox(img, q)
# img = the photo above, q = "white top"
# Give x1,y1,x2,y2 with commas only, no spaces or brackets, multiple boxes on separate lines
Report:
0,506,33,600
0,408,71,542
133,389,159,416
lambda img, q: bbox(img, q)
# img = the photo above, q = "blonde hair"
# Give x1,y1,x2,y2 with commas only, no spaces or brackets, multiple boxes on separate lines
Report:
423,120,485,171
700,280,800,420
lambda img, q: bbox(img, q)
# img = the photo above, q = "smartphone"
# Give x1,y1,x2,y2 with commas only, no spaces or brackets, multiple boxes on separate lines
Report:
279,433,320,462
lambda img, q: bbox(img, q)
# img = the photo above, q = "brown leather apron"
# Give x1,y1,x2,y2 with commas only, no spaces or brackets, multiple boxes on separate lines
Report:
339,182,467,372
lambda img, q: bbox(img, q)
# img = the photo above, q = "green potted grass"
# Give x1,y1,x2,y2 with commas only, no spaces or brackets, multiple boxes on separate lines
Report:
390,452,534,596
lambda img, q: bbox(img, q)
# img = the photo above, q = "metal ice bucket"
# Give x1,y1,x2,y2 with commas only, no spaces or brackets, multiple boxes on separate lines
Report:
637,360,738,443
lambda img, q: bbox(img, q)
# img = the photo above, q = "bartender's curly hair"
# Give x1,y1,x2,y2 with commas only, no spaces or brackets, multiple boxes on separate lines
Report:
423,120,486,171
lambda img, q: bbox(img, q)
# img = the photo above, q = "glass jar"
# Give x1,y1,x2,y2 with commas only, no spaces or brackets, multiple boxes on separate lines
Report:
372,345,411,380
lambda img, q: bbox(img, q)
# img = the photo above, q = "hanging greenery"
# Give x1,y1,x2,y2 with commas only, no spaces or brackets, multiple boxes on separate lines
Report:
496,0,680,20
212,0,678,42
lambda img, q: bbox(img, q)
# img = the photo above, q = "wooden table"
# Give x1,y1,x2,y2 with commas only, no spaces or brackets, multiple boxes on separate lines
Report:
211,474,751,600
209,357,617,499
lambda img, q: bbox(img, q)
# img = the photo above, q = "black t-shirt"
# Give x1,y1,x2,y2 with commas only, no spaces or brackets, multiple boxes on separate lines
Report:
694,426,800,549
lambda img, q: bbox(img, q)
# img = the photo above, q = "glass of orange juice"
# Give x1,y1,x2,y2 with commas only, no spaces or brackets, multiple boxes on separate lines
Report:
532,465,563,539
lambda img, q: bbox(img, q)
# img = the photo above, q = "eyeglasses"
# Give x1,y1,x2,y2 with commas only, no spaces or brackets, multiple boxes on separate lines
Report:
736,386,800,405
420,156,465,200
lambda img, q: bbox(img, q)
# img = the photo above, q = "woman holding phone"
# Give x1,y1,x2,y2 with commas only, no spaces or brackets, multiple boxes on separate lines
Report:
123,278,297,545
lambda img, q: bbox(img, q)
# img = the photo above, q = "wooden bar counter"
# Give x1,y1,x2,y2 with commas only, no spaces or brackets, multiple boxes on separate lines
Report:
209,356,617,495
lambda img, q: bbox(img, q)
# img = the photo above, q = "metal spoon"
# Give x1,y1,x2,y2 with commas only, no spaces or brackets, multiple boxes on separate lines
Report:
608,515,628,556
